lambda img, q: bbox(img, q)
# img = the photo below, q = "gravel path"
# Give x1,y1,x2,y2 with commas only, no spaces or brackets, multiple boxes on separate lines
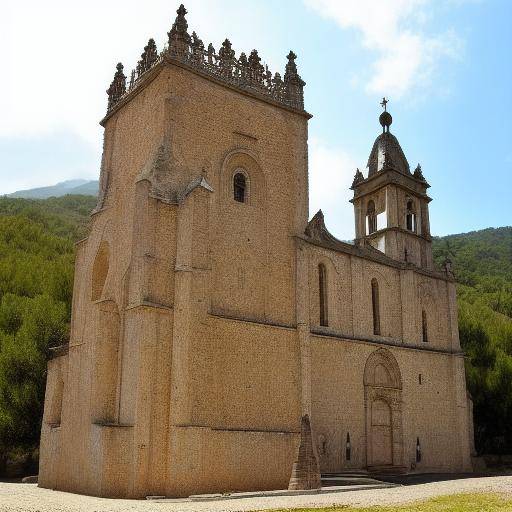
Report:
1,477,511,512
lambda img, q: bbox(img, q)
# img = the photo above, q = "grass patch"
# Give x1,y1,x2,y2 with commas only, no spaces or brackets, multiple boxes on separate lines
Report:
269,493,512,512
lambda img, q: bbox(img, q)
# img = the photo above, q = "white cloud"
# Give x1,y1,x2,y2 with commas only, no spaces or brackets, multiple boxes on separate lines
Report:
309,138,357,241
305,0,464,98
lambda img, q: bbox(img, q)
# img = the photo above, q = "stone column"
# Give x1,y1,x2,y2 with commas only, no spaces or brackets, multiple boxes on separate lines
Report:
169,194,195,426
91,299,120,424
296,240,311,415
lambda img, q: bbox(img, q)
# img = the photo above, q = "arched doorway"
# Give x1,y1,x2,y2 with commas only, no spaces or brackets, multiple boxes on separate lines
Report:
364,349,404,471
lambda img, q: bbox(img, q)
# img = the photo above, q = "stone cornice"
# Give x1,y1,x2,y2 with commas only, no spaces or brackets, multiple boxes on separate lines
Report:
209,311,296,330
101,55,312,127
351,168,431,203
311,329,464,356
358,225,433,243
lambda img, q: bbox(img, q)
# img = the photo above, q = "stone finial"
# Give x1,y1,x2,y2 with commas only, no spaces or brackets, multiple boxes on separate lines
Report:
351,168,365,188
284,50,305,109
207,43,215,65
288,414,321,490
191,32,204,65
272,72,284,100
103,6,308,117
413,163,425,181
137,38,158,77
106,63,126,111
248,49,264,84
168,3,191,57
218,39,235,76
379,97,392,133
264,65,272,88
238,52,248,79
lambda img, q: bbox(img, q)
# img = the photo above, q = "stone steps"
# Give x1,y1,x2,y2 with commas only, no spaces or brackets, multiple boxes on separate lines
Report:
321,471,397,488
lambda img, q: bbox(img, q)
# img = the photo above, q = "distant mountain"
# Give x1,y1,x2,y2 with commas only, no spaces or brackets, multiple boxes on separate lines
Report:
7,179,98,199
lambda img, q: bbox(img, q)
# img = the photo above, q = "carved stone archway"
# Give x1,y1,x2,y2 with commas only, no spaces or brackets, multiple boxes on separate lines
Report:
363,348,405,472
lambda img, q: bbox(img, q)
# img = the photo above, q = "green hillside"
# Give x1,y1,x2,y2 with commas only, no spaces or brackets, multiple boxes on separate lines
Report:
0,194,510,460
0,195,96,456
432,227,512,454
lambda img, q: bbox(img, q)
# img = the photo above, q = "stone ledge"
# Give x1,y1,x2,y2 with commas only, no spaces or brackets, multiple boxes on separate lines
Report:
147,482,399,502
310,329,464,356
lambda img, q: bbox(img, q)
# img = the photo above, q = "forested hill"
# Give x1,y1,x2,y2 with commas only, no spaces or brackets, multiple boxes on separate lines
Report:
433,227,512,317
432,227,512,454
0,195,96,455
0,195,510,460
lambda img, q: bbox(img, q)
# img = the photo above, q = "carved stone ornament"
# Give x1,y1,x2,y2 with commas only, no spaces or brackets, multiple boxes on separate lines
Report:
138,142,213,203
105,4,306,113
106,63,126,111
351,168,365,188
413,163,426,181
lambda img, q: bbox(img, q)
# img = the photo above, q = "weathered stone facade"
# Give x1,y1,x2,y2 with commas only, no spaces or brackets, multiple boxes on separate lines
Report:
38,5,473,498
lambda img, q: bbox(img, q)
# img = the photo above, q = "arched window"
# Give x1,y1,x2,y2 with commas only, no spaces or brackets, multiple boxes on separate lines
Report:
371,278,380,335
319,263,328,327
367,200,377,234
406,200,416,232
233,172,247,203
422,309,428,343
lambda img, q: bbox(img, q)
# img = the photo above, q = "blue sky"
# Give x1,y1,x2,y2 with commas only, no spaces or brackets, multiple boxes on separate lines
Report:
2,0,511,239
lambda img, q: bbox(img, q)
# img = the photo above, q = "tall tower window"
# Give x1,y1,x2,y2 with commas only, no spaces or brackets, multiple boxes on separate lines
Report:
406,200,416,232
319,263,328,327
422,310,428,343
233,172,247,203
367,200,377,234
371,278,381,335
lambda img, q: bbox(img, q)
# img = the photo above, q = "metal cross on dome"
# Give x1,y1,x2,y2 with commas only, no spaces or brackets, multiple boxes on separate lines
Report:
380,97,389,111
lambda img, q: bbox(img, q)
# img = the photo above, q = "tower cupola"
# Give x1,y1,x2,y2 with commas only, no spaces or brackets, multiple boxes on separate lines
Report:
350,100,433,269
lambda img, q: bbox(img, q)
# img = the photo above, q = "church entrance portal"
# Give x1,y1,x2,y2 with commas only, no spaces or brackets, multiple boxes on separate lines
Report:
363,349,404,471
370,399,393,465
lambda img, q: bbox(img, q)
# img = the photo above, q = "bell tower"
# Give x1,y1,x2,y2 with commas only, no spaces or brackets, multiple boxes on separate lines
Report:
351,100,433,269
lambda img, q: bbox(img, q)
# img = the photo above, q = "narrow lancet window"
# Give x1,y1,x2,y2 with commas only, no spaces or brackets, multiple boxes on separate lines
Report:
345,432,351,461
406,200,416,232
422,310,428,343
233,172,246,203
367,200,377,234
371,278,380,335
319,263,328,327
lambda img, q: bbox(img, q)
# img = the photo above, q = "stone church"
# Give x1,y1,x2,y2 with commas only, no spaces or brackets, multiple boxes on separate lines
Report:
39,4,474,498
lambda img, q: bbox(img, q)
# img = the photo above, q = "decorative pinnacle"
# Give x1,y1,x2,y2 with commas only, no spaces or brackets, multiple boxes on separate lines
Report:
351,168,365,188
105,5,307,115
379,97,392,133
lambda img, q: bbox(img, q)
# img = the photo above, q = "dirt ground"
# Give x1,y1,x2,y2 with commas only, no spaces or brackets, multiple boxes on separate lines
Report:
0,475,511,512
